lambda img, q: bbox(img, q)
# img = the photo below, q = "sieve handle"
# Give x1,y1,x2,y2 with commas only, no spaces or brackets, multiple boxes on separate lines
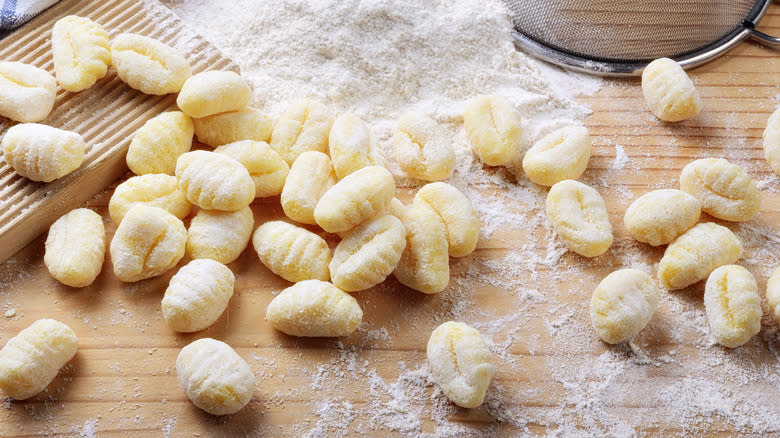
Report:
748,29,780,47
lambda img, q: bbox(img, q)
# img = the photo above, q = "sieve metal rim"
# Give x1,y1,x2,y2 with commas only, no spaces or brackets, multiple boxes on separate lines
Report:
510,0,780,77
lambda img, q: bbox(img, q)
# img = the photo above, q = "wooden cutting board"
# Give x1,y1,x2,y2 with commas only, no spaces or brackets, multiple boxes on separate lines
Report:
1,2,780,437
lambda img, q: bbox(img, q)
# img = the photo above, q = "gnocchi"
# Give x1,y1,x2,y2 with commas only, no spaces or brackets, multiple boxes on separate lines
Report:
393,111,455,181
463,94,523,167
329,214,407,292
252,221,331,283
0,319,78,400
658,222,743,290
522,126,591,186
176,338,255,415
110,33,191,95
214,140,289,198
414,182,480,257
270,99,333,165
545,180,613,258
641,57,702,122
110,205,187,282
175,150,256,211
44,208,105,288
265,280,362,337
51,15,111,92
426,321,494,408
766,266,780,324
679,158,761,222
763,108,780,176
623,189,701,246
281,151,337,225
704,265,761,348
177,71,251,118
0,61,57,123
187,207,254,264
108,174,191,225
391,199,450,294
193,108,273,147
126,111,194,175
329,112,385,179
1,123,86,182
314,165,396,233
162,259,235,333
589,269,661,344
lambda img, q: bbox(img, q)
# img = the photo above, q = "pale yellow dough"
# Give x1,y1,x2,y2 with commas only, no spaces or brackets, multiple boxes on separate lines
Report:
590,269,661,344
162,259,235,333
704,265,761,348
194,108,273,147
0,61,57,122
177,71,251,118
641,57,702,122
679,157,761,222
265,280,362,337
214,140,289,198
281,151,337,225
545,180,612,258
126,111,194,175
463,94,523,167
175,150,256,211
110,33,191,95
623,189,700,246
414,182,480,257
51,15,111,92
1,123,86,182
391,199,450,294
270,99,333,165
108,174,192,225
187,207,254,264
252,221,331,283
314,165,396,233
44,208,105,288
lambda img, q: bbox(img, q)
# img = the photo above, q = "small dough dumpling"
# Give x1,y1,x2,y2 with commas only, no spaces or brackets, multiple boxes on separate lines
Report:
314,165,396,233
270,99,334,165
623,189,700,246
281,151,337,225
704,265,761,348
176,71,251,118
763,107,780,176
414,182,480,257
214,140,289,198
252,221,331,283
328,112,385,179
641,57,702,122
175,150,256,211
393,111,455,181
0,61,57,122
162,259,235,333
522,125,592,186
44,208,106,288
126,111,194,175
110,33,191,95
546,180,613,258
679,158,761,222
391,199,450,294
265,280,363,337
51,15,111,92
463,94,523,166
187,207,254,264
590,269,661,344
194,108,273,147
1,123,86,182
108,174,191,225
766,266,780,324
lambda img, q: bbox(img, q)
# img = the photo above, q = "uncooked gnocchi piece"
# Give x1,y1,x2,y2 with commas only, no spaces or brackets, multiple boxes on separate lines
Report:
545,180,613,258
177,71,251,118
623,189,701,246
270,99,333,165
281,151,337,225
522,126,591,186
314,165,395,233
110,33,191,95
1,123,86,182
44,208,105,288
162,259,235,333
463,94,523,167
641,57,702,122
658,222,743,290
265,280,362,337
108,174,191,225
175,150,256,211
426,321,494,408
126,111,194,175
214,140,289,198
704,265,761,348
414,182,479,257
329,112,384,179
176,338,255,416
679,158,761,222
763,108,780,176
330,214,406,292
187,207,254,264
590,269,661,344
0,319,78,400
193,108,273,147
766,266,780,324
51,15,111,92
0,61,56,122
393,111,455,181
391,199,449,294
110,205,187,282
252,221,331,283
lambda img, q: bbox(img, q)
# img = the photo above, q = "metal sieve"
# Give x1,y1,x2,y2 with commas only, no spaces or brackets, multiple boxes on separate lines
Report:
502,0,780,76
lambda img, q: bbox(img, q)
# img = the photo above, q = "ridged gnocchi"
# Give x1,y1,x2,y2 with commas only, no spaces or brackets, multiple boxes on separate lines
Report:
177,71,251,118
329,112,384,179
175,150,256,211
330,214,406,292
763,108,780,176
281,151,337,225
522,126,591,186
590,269,661,344
641,57,702,122
110,205,187,282
187,207,254,264
0,61,57,123
623,189,701,246
126,111,194,175
658,222,743,290
265,280,362,337
679,158,761,222
108,174,191,225
252,221,331,283
426,321,494,408
193,108,273,147
414,182,479,257
463,94,523,167
393,111,455,181
162,259,235,333
766,266,780,324
704,265,761,348
391,199,450,294
1,123,86,182
545,180,613,258
314,165,396,233
110,33,191,95
176,338,255,415
0,319,79,400
214,140,289,198
270,99,333,165
51,15,111,92
44,208,105,288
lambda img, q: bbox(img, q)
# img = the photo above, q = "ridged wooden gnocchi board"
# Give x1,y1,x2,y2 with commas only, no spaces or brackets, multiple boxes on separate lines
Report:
0,0,238,265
